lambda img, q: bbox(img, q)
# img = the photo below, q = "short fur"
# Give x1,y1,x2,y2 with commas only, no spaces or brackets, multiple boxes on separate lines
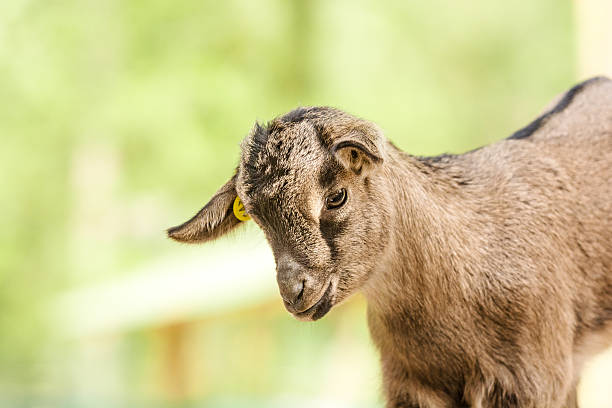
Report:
168,77,612,407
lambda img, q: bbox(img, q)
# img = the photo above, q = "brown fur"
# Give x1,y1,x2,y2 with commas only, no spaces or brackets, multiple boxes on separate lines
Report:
168,77,612,407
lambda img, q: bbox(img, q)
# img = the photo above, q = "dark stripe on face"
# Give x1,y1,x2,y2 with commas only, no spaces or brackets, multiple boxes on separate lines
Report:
313,123,329,148
319,218,348,260
508,77,605,140
318,162,342,188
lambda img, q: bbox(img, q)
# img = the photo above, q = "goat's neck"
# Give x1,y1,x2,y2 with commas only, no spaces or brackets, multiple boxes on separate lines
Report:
362,151,473,317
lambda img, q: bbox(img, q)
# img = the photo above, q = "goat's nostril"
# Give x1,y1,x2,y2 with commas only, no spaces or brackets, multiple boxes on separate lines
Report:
280,279,306,307
287,280,305,306
295,280,305,304
276,255,308,307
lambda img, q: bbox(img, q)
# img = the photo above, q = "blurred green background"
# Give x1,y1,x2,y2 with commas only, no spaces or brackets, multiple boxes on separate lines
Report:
2,0,610,407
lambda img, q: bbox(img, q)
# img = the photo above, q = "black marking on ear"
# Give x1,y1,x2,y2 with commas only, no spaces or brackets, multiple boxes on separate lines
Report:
508,77,607,140
319,218,348,259
332,140,382,164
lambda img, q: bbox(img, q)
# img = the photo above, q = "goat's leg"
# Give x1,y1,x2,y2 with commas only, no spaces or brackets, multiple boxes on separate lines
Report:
386,397,420,408
388,403,419,408
384,385,420,408
562,386,579,408
380,357,421,408
380,357,458,407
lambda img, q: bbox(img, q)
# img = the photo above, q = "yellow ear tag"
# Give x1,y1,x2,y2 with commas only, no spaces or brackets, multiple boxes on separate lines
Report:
233,196,251,222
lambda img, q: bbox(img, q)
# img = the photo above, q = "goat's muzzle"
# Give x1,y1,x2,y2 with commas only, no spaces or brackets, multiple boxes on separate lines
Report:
276,255,334,320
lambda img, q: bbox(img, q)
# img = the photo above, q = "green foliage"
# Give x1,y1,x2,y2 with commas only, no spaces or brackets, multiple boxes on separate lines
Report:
0,0,574,405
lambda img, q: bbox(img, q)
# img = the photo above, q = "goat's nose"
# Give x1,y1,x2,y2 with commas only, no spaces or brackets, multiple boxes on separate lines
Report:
276,255,306,307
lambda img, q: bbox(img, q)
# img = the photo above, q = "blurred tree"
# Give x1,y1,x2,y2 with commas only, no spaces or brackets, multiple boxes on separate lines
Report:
0,0,576,405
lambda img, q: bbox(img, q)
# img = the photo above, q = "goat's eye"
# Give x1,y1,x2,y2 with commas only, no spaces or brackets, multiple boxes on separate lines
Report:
325,188,347,209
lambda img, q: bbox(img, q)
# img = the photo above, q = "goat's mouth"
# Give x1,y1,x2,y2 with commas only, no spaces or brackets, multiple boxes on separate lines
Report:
293,280,334,321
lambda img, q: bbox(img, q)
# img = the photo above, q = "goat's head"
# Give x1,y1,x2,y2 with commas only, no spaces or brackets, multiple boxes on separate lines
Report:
168,107,392,320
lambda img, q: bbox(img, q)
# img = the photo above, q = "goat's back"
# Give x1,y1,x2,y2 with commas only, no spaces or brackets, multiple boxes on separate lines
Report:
473,76,612,370
532,77,612,367
397,77,612,406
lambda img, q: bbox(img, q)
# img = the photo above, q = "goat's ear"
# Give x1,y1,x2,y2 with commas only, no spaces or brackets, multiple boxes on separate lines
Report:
331,133,383,175
167,176,245,243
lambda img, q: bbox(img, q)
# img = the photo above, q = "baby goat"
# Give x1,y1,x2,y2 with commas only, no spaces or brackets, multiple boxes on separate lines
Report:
168,77,612,407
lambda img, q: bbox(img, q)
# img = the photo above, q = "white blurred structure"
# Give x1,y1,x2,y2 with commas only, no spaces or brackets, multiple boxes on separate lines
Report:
574,1,612,406
55,239,277,337
575,0,612,79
